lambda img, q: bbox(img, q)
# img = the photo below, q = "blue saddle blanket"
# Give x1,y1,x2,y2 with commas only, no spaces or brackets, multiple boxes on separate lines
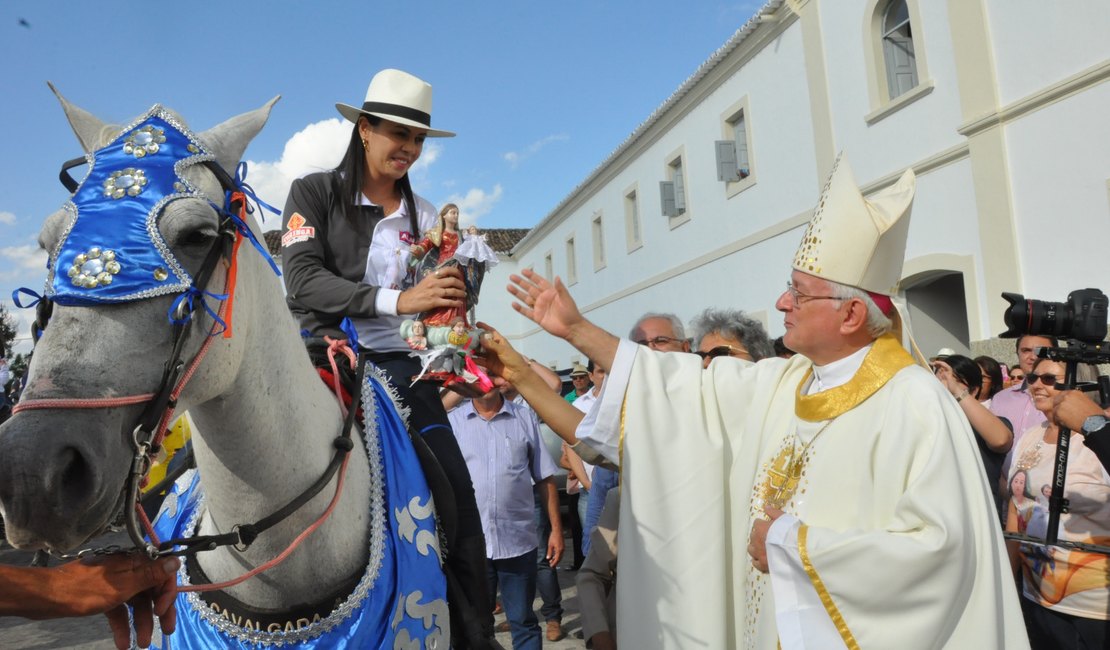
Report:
149,371,448,649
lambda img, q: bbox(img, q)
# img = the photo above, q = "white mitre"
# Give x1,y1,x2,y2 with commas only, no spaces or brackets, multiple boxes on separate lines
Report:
792,155,915,297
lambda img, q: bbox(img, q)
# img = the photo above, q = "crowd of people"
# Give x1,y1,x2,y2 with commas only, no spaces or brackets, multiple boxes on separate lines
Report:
6,67,1110,650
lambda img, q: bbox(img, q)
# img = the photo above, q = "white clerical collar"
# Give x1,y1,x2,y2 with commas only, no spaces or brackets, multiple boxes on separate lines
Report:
808,343,874,394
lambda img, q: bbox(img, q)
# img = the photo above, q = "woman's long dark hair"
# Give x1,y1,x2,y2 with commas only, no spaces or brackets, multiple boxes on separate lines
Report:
333,115,419,235
975,355,1004,399
945,354,983,397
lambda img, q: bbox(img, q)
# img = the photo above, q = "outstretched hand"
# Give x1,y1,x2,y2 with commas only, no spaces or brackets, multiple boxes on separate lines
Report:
507,269,583,340
474,323,531,387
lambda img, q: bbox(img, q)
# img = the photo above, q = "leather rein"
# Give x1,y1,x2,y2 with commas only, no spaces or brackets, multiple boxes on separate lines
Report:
14,158,360,579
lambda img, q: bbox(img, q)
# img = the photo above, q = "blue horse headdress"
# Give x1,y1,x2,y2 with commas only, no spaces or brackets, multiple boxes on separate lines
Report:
47,106,240,306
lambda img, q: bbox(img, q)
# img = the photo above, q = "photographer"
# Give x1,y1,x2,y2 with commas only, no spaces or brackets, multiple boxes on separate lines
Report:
1003,358,1110,648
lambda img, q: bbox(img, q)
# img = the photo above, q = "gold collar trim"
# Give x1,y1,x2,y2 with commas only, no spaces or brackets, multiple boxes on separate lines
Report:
795,334,914,422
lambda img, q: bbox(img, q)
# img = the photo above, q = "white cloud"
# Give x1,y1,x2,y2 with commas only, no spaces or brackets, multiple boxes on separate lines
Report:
447,185,504,227
0,245,47,282
409,141,442,182
0,211,16,225
243,118,350,229
503,134,569,169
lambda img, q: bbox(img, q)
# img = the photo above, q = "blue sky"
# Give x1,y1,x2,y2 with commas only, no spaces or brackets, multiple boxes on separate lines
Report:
0,1,764,351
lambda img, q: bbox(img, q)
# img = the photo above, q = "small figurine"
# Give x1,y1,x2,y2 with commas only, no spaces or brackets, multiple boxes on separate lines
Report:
453,225,499,324
455,225,498,267
406,319,428,350
447,318,470,349
410,204,468,327
409,317,492,396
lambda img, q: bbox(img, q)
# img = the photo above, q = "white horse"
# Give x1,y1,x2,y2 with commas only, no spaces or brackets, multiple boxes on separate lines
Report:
0,91,448,648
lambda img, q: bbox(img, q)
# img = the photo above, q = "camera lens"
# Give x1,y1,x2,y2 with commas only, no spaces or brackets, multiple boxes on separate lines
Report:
1001,292,1068,339
1000,289,1108,343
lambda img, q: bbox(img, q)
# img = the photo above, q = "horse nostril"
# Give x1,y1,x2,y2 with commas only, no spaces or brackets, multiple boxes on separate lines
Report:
57,445,95,501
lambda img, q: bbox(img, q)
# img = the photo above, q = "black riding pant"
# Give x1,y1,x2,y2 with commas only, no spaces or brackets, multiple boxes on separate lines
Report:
306,343,491,644
365,352,483,540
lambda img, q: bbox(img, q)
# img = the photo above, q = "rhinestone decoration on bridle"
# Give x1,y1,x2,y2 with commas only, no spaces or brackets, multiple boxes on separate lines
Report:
46,106,219,305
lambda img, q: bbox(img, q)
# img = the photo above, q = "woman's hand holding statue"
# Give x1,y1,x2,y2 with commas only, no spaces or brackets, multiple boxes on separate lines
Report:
397,265,465,315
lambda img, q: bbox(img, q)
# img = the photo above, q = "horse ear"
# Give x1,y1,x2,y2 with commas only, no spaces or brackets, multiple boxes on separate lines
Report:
48,82,108,154
198,96,281,173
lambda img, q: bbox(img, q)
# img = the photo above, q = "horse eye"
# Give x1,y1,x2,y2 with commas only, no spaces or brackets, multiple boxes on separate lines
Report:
181,229,218,248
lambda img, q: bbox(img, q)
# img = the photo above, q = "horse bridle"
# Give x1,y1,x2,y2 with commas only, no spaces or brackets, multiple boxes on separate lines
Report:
16,158,360,564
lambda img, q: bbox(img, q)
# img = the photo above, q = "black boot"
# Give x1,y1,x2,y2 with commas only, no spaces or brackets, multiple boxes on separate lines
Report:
447,534,494,649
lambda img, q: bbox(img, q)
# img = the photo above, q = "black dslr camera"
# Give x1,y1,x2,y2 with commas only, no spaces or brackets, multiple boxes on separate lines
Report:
1000,288,1108,344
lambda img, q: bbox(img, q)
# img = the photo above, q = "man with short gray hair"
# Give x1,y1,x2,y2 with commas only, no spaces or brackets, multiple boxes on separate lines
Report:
629,313,690,353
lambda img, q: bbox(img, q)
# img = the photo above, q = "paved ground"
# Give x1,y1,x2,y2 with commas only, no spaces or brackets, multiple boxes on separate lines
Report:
1,531,590,649
491,557,589,649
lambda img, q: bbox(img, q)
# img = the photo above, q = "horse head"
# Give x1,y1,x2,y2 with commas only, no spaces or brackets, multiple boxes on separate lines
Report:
0,87,279,551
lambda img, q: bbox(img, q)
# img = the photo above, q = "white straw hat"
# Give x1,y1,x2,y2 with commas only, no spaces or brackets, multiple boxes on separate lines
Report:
336,69,455,138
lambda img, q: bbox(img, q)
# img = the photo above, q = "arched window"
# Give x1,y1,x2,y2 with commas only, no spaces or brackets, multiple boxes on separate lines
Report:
881,0,918,99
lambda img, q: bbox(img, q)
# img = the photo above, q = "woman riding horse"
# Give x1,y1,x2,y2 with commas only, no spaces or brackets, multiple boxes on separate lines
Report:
279,69,491,647
0,88,452,649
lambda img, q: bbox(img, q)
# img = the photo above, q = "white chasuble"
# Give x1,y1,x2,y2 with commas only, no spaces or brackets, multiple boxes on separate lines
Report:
578,335,1028,649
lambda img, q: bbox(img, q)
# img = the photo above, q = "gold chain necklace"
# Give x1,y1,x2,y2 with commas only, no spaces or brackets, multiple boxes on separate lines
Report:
760,420,834,511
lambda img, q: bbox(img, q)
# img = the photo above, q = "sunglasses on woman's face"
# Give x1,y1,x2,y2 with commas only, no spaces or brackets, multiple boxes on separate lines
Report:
1026,372,1063,388
696,345,749,361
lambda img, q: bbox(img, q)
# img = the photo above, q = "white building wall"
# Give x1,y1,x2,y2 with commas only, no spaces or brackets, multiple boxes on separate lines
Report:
1004,82,1110,301
820,0,967,183
899,158,992,339
985,1,1110,106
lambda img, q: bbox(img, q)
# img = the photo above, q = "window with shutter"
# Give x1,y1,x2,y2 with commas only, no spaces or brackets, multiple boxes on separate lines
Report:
881,0,918,99
592,213,606,271
565,236,577,285
624,188,642,251
720,100,756,196
660,180,676,217
734,113,750,179
670,158,686,214
716,140,738,182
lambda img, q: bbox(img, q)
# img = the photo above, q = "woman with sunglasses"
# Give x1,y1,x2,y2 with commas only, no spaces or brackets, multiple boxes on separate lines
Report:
1004,357,1110,648
932,354,1013,516
689,307,775,369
